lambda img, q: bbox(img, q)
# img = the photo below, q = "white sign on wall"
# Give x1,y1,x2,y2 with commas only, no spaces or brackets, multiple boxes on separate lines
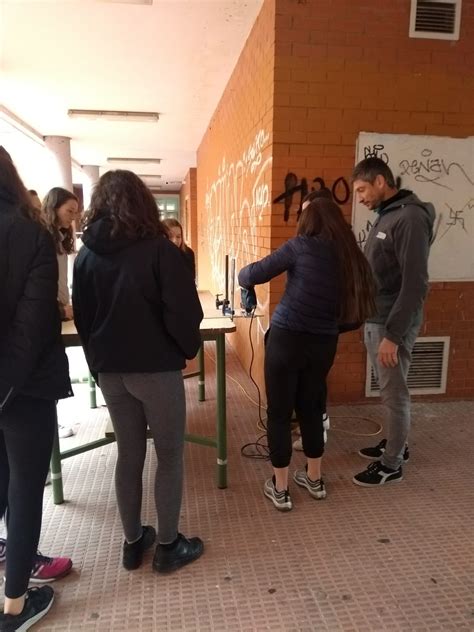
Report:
352,132,474,282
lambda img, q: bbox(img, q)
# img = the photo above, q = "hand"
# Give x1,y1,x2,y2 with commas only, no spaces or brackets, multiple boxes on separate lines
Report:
377,337,399,368
63,304,74,321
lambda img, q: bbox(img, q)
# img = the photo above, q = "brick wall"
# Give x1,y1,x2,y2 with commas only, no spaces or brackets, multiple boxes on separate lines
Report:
196,0,276,390
180,168,198,275
270,0,474,401
196,0,474,403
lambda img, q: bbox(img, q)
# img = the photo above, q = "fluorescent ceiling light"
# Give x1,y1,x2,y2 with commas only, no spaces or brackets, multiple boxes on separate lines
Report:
107,157,162,164
68,109,159,122
0,105,44,146
137,174,162,178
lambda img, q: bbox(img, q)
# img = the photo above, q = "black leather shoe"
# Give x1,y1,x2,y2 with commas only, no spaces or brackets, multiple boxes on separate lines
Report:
123,526,156,570
153,533,204,573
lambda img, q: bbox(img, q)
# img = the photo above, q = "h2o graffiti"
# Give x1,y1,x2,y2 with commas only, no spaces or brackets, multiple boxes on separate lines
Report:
273,173,351,222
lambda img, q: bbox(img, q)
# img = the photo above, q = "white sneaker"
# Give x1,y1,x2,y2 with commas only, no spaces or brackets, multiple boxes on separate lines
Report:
292,414,330,451
58,425,74,438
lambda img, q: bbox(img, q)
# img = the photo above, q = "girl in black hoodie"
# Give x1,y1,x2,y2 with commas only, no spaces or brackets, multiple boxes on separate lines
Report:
0,148,72,630
73,170,204,574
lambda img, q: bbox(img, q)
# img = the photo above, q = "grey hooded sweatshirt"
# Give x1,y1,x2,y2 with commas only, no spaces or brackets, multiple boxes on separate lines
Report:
364,190,435,346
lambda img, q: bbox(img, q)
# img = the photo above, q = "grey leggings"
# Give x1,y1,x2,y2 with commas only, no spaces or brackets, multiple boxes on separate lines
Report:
99,372,186,544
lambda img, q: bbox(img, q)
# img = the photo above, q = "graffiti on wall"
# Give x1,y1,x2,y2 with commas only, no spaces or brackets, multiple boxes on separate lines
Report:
204,129,272,296
273,173,351,221
354,133,474,280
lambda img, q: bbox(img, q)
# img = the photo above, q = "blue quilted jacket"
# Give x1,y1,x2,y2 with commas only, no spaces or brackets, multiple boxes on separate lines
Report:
238,235,341,336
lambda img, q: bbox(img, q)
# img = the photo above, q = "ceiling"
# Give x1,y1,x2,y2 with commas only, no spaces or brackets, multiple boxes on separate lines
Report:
0,0,264,190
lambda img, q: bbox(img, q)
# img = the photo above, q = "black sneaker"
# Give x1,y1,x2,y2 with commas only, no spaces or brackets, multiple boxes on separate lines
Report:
0,585,54,631
153,533,204,573
353,461,403,487
123,525,156,570
358,439,409,462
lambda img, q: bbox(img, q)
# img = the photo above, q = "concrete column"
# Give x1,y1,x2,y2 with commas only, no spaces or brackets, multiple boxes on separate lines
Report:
82,164,100,209
44,135,73,192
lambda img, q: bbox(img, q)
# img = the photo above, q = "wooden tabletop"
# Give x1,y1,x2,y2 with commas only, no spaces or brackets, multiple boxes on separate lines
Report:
61,312,236,346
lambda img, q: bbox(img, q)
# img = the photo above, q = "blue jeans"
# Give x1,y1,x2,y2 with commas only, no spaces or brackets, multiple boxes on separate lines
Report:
364,312,422,470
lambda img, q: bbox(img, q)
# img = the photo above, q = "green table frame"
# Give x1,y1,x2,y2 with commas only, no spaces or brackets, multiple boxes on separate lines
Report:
52,318,235,504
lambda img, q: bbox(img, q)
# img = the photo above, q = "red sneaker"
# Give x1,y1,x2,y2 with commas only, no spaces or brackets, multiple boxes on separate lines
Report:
30,553,73,583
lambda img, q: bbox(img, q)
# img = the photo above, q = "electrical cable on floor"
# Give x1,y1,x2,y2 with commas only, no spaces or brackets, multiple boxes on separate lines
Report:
203,312,383,460
239,308,270,459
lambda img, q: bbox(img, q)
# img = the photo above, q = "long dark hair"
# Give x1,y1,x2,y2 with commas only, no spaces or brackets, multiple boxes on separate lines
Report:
84,170,167,240
162,217,190,252
42,187,77,254
297,198,376,323
0,146,39,222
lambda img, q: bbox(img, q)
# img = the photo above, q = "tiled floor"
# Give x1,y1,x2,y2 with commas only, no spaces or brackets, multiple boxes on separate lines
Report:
1,342,473,631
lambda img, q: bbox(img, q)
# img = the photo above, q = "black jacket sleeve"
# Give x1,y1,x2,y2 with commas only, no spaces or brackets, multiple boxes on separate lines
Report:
0,227,60,412
159,239,203,359
184,247,196,279
238,240,297,288
72,253,96,380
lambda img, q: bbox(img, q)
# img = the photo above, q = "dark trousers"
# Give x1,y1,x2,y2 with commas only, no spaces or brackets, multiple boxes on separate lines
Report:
264,326,338,468
0,396,55,598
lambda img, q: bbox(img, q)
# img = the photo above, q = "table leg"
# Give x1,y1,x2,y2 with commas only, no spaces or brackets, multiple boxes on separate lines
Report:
89,372,97,409
215,333,227,488
50,411,64,505
198,343,205,402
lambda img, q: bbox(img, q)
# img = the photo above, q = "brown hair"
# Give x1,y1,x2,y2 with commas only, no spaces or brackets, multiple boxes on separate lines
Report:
352,157,396,188
0,146,40,222
42,187,78,254
84,170,167,240
297,198,376,323
162,217,189,252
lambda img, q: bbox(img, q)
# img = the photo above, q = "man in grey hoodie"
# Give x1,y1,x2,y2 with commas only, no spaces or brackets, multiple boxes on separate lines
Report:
351,157,435,486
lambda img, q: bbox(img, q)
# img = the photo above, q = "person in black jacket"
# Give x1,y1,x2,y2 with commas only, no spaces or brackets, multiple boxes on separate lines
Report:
0,148,72,630
73,170,204,574
239,197,376,511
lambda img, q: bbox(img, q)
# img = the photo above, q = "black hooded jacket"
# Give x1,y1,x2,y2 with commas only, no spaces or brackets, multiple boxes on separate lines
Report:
72,217,203,376
0,191,72,412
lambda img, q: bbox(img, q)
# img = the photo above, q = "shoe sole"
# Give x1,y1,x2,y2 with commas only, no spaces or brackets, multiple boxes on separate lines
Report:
15,592,54,632
352,475,403,488
263,488,292,511
29,562,73,584
293,475,327,500
153,543,204,573
358,452,409,463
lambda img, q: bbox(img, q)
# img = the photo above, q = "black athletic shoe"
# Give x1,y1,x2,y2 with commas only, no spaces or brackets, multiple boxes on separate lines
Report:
123,526,156,570
358,439,409,462
0,585,54,631
153,533,204,573
353,461,403,487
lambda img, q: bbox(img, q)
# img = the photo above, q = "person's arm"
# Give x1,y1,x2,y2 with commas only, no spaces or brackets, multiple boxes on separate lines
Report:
158,239,203,359
383,211,431,346
0,229,59,412
184,246,196,279
238,239,297,288
72,254,98,381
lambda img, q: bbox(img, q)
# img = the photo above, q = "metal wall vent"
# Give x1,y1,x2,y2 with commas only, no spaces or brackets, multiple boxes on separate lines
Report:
409,0,462,40
366,336,450,397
